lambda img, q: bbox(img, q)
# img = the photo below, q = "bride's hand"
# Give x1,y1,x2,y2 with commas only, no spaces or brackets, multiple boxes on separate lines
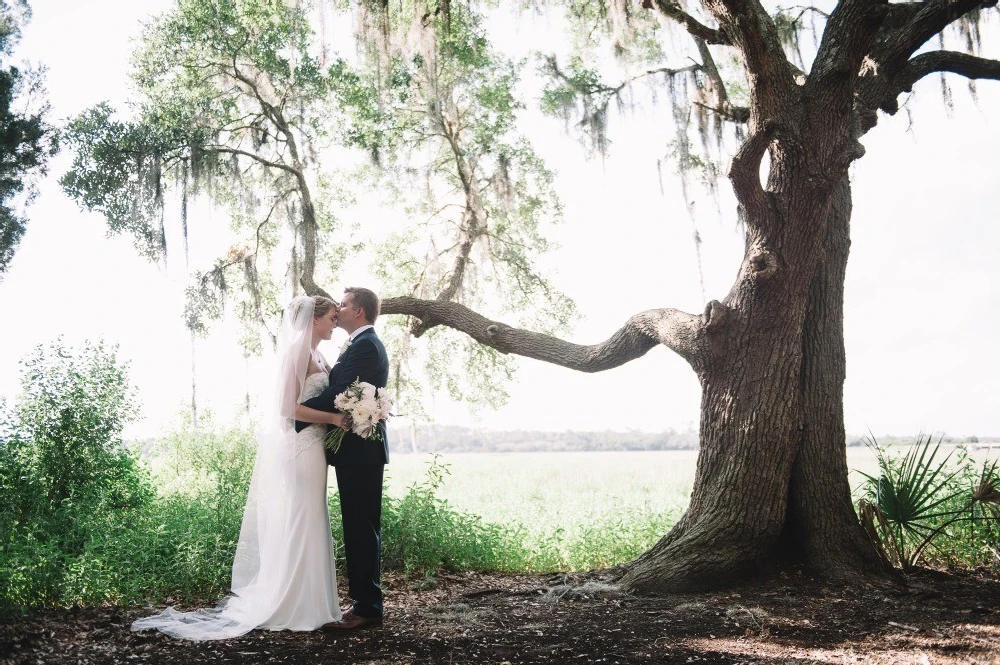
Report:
329,413,353,430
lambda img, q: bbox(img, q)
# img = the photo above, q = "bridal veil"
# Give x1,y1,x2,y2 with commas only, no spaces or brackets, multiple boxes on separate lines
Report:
131,296,317,640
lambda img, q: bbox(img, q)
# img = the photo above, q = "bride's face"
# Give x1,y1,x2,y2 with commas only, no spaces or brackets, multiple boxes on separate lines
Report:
313,308,337,342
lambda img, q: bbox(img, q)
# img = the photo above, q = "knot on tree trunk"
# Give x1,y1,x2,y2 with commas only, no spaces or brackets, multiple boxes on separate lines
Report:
749,249,779,281
702,300,728,332
484,323,511,354
832,139,867,171
410,318,434,338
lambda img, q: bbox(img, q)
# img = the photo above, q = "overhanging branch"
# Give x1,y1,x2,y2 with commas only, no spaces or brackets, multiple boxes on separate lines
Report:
900,51,1000,90
856,0,992,126
642,0,730,45
205,145,300,176
542,56,702,135
885,0,994,70
380,296,717,372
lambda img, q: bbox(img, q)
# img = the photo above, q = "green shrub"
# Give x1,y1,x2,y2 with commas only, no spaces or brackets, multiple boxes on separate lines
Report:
563,511,678,571
358,456,530,575
0,339,153,612
149,419,256,529
113,420,258,603
921,447,1000,567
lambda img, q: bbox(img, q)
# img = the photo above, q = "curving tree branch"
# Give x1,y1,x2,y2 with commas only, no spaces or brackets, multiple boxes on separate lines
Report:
642,0,730,45
204,145,300,176
882,0,995,70
380,296,723,372
728,119,776,220
691,36,750,124
429,111,485,311
854,0,995,133
900,50,1000,90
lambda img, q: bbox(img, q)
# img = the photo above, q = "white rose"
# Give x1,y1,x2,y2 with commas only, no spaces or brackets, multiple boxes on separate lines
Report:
351,397,377,425
376,390,393,420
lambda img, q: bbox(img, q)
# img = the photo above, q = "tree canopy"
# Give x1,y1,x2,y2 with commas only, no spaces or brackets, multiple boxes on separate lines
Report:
62,0,577,416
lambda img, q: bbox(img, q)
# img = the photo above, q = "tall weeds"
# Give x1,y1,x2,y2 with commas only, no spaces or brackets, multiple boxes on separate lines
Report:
0,341,670,613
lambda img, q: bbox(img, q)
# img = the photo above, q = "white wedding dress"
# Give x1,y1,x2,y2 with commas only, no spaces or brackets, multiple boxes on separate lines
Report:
132,372,342,640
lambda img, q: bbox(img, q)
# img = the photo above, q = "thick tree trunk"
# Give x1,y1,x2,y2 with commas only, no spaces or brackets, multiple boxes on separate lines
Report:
620,280,810,590
784,176,893,580
620,172,890,592
381,152,894,594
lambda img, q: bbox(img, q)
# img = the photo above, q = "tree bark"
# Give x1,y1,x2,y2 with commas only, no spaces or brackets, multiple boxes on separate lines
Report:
784,176,893,581
619,232,818,590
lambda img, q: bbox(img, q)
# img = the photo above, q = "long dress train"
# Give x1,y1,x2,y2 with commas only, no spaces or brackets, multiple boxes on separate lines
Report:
131,372,341,640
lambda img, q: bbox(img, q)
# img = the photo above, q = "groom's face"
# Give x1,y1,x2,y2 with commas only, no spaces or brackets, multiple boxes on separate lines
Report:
337,294,362,332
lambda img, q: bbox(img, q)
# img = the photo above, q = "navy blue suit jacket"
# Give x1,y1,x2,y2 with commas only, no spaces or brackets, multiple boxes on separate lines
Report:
295,327,389,466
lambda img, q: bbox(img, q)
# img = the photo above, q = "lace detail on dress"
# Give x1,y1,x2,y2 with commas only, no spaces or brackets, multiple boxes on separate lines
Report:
292,373,329,457
299,372,329,403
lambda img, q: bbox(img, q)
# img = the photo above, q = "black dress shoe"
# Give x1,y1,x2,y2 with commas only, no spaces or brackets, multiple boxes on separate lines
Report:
320,613,383,631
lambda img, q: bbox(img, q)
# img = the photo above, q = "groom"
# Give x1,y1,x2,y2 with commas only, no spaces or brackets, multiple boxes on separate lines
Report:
295,286,389,629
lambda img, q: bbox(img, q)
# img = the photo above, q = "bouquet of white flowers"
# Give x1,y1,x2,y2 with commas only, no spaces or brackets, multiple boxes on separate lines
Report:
324,380,394,454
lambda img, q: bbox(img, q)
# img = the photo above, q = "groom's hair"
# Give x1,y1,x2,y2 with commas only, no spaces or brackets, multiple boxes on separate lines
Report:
344,287,380,323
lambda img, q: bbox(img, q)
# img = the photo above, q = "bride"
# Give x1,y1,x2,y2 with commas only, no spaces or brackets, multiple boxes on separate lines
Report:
132,295,347,640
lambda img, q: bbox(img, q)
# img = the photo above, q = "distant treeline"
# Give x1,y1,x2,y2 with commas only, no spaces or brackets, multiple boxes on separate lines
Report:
130,427,998,456
846,434,996,448
386,424,700,453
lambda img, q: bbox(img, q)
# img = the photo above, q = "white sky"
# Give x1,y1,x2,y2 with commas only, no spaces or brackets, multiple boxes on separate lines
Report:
1,1,998,440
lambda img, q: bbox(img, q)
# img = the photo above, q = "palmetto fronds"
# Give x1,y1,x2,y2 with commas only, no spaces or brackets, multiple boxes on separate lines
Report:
858,434,1000,569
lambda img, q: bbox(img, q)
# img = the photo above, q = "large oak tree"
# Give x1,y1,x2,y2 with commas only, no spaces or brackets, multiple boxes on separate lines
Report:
376,0,1000,592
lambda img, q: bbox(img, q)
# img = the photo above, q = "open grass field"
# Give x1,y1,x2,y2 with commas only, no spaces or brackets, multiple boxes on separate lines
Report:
385,450,697,534
381,445,1000,537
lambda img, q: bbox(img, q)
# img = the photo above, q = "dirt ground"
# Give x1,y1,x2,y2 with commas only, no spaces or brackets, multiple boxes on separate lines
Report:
1,567,998,664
